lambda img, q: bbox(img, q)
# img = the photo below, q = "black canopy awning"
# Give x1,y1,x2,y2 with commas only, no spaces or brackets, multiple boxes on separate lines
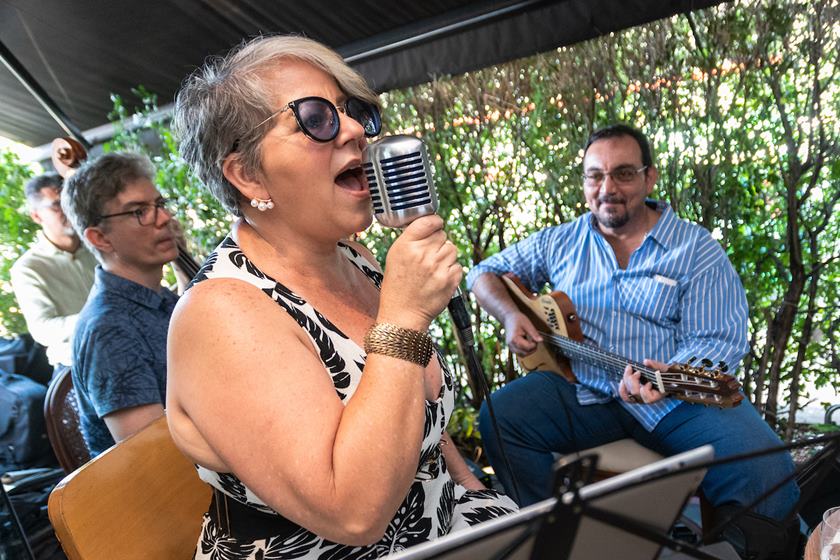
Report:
0,0,726,147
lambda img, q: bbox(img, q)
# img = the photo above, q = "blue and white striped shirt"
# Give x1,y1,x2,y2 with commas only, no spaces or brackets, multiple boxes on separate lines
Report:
466,201,749,431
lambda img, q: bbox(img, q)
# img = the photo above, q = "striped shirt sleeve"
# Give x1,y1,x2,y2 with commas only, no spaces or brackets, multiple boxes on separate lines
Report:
670,235,749,373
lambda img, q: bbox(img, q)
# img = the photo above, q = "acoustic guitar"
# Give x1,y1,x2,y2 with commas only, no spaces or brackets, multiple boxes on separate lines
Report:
499,274,743,408
51,136,202,279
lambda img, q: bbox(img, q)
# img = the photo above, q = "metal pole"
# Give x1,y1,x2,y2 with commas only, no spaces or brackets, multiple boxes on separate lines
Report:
343,0,551,63
0,39,91,150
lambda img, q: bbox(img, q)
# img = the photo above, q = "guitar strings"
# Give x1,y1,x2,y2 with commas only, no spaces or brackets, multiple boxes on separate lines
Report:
536,331,728,394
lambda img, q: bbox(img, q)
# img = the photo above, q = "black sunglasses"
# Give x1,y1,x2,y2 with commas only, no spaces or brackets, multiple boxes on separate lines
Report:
253,96,382,143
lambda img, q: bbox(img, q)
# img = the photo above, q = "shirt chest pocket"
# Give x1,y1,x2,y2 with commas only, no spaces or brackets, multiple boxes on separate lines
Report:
617,275,680,324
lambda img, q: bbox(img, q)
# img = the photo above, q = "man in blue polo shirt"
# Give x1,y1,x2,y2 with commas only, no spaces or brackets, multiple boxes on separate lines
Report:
61,152,180,456
468,124,800,558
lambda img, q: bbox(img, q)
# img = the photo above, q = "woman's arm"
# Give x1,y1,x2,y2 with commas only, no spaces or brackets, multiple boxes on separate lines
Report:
441,432,485,490
167,217,462,546
168,280,427,545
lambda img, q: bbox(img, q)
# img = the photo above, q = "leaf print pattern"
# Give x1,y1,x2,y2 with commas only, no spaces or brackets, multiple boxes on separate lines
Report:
416,443,441,481
439,351,453,392
436,479,455,537
377,483,432,554
189,237,516,560
259,529,322,559
216,472,248,503
316,541,379,560
229,249,267,280
273,282,306,306
358,265,383,289
422,404,435,440
303,313,351,398
338,242,383,289
456,488,507,503
212,473,274,513
314,310,349,339
337,242,359,258
460,505,517,525
200,516,258,560
189,251,218,288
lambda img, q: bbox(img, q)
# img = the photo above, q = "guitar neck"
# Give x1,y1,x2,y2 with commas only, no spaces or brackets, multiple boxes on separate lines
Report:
540,331,658,384
500,274,743,408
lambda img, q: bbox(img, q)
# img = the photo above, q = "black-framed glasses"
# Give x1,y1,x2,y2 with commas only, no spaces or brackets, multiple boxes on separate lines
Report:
253,96,382,143
97,198,172,227
583,165,648,186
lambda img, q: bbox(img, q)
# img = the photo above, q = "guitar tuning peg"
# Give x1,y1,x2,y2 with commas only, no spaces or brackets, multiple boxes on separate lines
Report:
687,356,697,364
717,361,729,372
701,358,713,368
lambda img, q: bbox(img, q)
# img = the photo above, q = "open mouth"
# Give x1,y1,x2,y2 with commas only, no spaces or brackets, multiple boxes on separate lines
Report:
335,166,368,192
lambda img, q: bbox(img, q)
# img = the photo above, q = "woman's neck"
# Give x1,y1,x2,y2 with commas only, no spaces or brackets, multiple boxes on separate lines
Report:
234,219,354,288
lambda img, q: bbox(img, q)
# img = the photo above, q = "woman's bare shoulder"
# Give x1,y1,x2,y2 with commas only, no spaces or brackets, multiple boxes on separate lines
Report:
174,277,266,317
169,277,306,350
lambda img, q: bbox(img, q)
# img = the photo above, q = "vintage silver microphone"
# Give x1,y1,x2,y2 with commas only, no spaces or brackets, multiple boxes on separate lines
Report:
362,134,474,348
362,135,522,503
362,135,520,503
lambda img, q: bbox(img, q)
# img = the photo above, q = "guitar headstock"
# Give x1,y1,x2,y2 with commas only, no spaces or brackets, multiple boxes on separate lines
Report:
661,361,743,408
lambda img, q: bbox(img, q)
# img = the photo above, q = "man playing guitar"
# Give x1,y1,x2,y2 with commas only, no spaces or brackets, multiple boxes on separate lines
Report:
467,124,800,559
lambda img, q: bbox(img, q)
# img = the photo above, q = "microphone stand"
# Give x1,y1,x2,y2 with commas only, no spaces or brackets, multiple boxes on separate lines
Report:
448,288,523,505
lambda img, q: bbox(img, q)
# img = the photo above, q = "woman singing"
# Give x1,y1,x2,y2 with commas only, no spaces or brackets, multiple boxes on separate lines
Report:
168,35,516,559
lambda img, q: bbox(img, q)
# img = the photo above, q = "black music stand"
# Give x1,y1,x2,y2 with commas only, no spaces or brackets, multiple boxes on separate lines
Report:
389,446,714,560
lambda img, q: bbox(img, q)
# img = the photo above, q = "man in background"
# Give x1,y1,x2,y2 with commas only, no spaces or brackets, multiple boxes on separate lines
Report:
61,153,180,456
11,173,96,371
468,124,801,559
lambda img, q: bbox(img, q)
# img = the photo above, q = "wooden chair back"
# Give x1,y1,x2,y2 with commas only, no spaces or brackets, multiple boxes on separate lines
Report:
48,415,211,559
43,367,91,473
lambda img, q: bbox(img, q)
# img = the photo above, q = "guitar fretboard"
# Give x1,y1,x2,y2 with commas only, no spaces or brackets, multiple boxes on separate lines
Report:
539,331,662,385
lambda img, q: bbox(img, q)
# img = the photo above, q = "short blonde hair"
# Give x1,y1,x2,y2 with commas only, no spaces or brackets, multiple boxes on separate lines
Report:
174,35,380,216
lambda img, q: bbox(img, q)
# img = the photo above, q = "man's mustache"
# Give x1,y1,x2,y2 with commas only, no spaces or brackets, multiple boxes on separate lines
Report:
598,195,625,204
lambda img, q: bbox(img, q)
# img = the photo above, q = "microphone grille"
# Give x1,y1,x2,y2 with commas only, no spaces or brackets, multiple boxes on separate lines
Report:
363,135,439,227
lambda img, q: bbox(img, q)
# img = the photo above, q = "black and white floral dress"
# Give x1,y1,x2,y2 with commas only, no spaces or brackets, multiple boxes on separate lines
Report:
190,236,517,560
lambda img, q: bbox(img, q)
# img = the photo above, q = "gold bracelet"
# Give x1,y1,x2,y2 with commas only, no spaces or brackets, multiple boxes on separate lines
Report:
364,323,434,367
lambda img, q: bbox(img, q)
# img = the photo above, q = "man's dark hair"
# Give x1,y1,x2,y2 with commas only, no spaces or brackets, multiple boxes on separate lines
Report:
24,172,63,205
61,152,156,260
584,124,653,168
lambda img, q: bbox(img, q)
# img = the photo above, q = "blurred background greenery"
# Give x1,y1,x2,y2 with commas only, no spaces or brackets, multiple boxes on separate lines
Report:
1,0,836,457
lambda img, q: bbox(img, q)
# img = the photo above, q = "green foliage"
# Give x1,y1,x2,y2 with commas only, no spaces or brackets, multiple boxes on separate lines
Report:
0,150,37,335
0,0,835,450
811,423,840,434
370,0,840,443
447,405,483,461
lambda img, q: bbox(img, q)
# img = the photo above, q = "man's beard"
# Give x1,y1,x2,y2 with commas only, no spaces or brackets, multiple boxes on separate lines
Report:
595,196,630,229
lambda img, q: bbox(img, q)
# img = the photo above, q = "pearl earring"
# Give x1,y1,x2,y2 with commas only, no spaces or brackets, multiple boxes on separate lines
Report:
250,197,274,212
